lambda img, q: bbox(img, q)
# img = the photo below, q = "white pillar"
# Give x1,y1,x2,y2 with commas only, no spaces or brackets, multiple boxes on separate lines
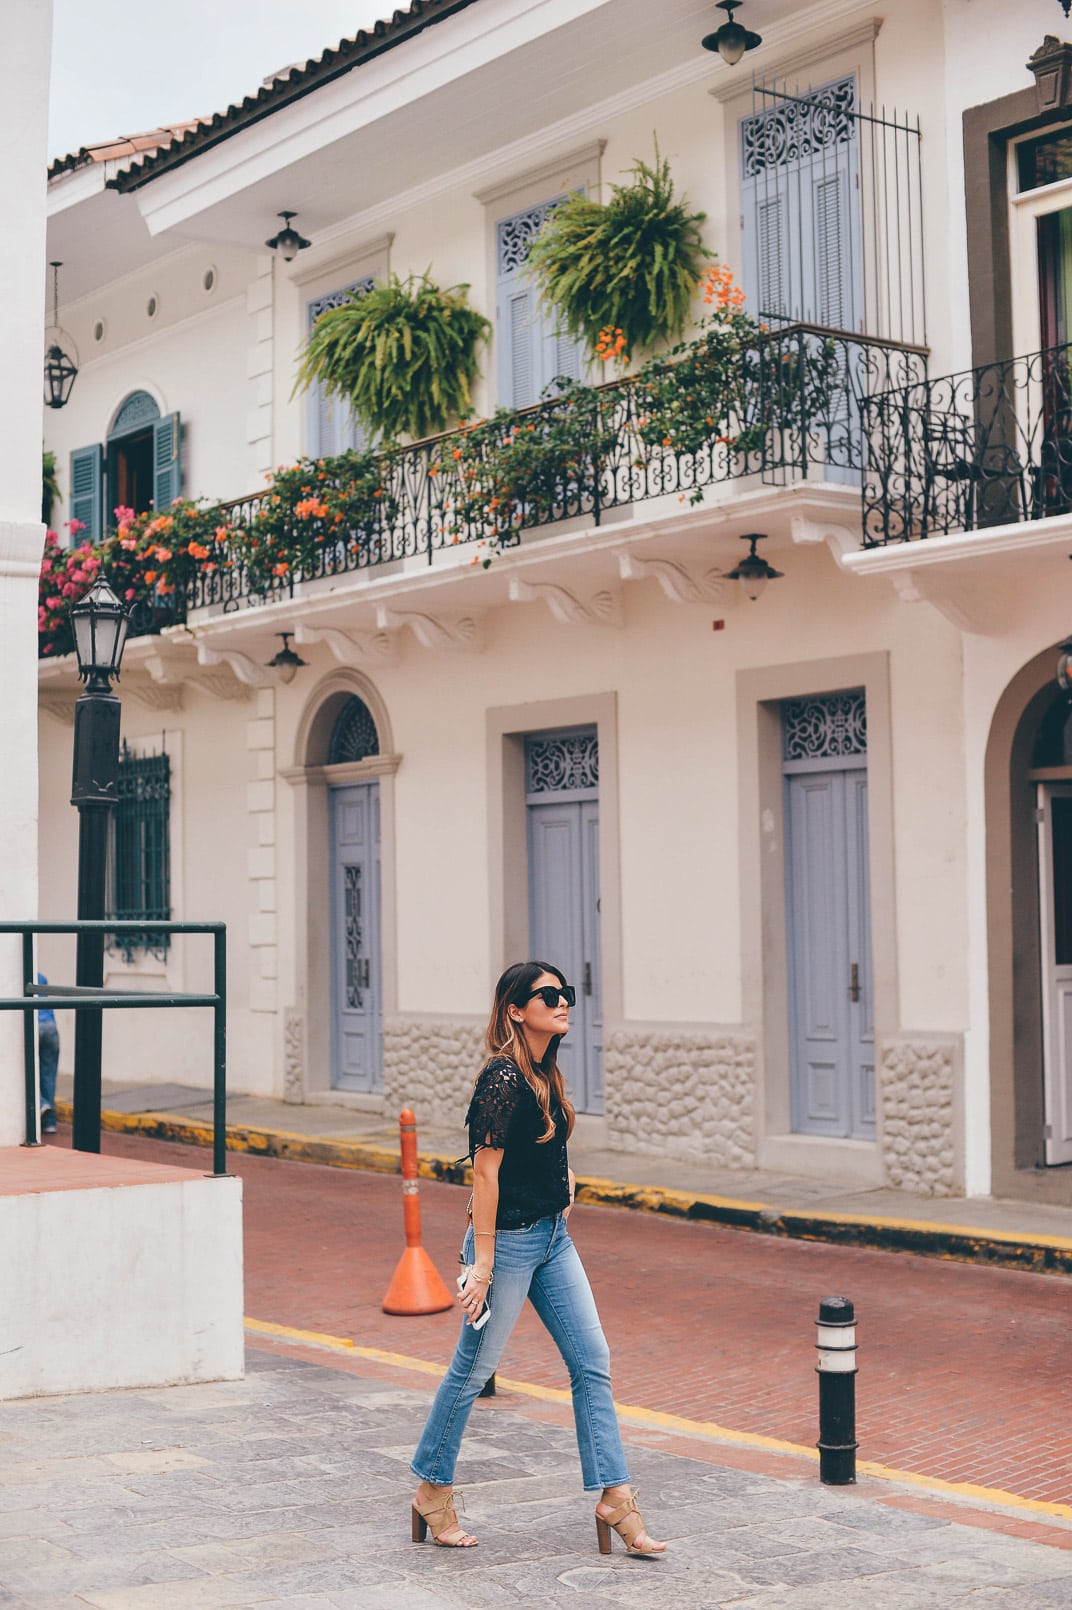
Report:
0,0,53,1146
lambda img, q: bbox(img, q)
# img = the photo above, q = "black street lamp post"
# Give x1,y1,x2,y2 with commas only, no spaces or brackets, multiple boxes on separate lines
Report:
69,577,130,1153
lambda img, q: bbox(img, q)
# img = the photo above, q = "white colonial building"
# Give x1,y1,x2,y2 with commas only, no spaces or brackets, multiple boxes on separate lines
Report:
35,0,1072,1207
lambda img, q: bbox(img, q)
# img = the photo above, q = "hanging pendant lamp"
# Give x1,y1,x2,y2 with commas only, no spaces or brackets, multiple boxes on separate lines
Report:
44,261,79,409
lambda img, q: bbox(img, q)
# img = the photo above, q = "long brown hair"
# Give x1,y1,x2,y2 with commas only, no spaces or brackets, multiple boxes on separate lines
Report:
482,961,576,1143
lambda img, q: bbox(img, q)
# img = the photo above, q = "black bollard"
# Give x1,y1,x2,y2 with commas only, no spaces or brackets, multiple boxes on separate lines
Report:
815,1295,858,1484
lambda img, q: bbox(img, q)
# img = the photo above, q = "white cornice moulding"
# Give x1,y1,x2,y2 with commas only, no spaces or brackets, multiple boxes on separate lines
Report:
709,14,883,104
0,520,47,578
474,140,606,206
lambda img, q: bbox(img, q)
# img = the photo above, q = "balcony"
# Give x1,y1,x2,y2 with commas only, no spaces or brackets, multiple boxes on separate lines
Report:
187,322,926,620
38,322,927,672
862,344,1072,547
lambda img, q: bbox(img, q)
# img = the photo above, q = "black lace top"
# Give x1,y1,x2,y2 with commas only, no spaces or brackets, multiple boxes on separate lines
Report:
464,1056,571,1229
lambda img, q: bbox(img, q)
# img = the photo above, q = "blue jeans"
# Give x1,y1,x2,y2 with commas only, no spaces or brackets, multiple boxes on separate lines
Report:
411,1213,630,1492
38,1022,59,1112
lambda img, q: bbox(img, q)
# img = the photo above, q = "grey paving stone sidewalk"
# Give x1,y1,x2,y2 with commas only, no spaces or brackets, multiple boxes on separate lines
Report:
3,1351,1072,1609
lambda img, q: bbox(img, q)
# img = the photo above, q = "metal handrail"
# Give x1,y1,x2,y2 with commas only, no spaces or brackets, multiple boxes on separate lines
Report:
190,322,929,615
861,340,1072,545
0,919,227,1176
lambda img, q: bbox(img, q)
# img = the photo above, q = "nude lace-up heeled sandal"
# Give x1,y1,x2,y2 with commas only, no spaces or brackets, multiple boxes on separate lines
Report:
594,1488,666,1556
411,1486,478,1547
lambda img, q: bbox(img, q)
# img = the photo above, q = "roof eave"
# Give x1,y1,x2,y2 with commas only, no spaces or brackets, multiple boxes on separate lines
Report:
108,0,485,194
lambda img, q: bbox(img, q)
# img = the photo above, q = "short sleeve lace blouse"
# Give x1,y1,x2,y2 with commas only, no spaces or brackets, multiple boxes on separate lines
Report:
464,1056,571,1229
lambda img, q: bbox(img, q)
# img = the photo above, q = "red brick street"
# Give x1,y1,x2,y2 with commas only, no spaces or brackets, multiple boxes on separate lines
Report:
55,1129,1072,1506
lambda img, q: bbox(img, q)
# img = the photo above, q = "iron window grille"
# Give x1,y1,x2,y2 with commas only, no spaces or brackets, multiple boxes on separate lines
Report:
107,744,171,962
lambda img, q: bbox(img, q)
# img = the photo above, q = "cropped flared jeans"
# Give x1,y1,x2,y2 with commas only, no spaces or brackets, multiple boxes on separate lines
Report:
411,1212,630,1492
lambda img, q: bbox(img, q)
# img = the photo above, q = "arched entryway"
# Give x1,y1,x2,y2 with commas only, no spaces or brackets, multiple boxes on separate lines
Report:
285,672,398,1102
985,646,1072,1199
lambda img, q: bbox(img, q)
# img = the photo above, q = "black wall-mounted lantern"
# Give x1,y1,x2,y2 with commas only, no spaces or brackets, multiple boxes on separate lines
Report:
701,0,762,66
725,533,784,602
43,261,78,410
265,211,311,262
266,632,308,683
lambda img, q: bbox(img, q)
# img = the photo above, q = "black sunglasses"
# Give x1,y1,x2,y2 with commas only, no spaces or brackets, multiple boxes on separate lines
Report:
524,984,576,1009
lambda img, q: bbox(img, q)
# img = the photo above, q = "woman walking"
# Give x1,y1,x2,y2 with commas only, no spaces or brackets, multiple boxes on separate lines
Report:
411,960,665,1556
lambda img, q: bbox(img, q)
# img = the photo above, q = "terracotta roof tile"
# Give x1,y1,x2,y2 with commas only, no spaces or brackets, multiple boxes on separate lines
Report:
48,125,203,181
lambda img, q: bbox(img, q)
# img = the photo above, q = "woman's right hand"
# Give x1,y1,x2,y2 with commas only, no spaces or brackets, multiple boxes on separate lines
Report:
459,1268,491,1324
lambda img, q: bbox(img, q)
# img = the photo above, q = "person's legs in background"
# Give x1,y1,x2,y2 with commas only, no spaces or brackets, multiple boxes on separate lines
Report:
39,1021,59,1133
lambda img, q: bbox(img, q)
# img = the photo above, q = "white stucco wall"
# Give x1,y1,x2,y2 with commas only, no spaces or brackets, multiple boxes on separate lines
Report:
0,0,52,1146
0,1161,244,1399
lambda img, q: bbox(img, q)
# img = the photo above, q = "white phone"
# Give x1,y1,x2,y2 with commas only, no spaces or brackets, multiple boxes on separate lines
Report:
457,1265,492,1330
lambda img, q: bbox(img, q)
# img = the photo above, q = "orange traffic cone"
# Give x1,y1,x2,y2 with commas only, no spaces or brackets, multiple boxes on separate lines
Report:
382,1108,455,1315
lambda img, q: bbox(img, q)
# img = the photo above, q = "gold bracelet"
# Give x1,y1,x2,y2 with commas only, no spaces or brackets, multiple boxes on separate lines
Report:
474,1230,496,1238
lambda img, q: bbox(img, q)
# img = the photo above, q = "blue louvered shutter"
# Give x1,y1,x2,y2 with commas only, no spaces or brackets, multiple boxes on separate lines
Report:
506,287,537,409
152,413,182,510
69,443,103,544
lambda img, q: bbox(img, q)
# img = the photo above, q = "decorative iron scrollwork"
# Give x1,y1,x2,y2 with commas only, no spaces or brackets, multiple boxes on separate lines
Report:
742,77,857,178
328,697,379,765
497,199,564,277
308,277,376,326
525,731,599,795
783,693,867,761
345,864,363,1009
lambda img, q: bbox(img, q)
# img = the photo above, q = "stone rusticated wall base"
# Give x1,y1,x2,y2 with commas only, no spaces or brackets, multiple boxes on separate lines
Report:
878,1037,961,1197
603,1028,756,1167
383,1014,486,1132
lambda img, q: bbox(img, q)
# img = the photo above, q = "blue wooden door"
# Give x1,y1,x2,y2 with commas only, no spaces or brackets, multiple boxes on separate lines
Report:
330,782,382,1092
524,729,602,1113
785,766,874,1138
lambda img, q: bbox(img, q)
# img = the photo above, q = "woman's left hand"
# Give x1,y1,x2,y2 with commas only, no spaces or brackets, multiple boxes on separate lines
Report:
565,1167,576,1221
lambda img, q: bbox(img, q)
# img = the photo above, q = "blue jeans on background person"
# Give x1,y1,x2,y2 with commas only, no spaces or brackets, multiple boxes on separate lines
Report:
39,1021,59,1121
411,1213,631,1492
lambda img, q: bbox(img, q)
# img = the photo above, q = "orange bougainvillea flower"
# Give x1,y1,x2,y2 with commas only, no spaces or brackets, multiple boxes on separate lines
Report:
143,570,158,583
273,562,289,576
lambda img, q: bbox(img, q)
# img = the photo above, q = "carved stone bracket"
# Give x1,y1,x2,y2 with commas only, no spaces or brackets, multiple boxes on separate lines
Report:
374,606,484,651
618,552,729,605
790,515,858,560
887,570,1005,636
295,622,398,665
39,690,77,726
123,679,185,712
508,577,622,626
196,644,276,689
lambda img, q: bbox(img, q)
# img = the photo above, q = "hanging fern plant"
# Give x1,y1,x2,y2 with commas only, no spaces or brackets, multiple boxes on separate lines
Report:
295,273,491,441
527,144,708,361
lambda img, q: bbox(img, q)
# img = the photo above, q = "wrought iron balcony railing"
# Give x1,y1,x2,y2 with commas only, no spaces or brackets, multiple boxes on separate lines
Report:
861,343,1072,546
187,323,927,616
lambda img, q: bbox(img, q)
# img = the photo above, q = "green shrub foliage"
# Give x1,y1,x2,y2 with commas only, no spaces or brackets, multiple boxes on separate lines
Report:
294,273,492,441
528,146,707,359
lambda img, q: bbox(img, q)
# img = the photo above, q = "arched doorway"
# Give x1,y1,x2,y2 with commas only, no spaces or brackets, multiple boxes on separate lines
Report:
286,673,398,1102
326,696,382,1092
985,648,1072,1197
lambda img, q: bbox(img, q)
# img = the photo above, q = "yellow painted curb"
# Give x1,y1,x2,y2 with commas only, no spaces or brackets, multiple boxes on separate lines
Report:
244,1316,1072,1525
72,1100,1072,1275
